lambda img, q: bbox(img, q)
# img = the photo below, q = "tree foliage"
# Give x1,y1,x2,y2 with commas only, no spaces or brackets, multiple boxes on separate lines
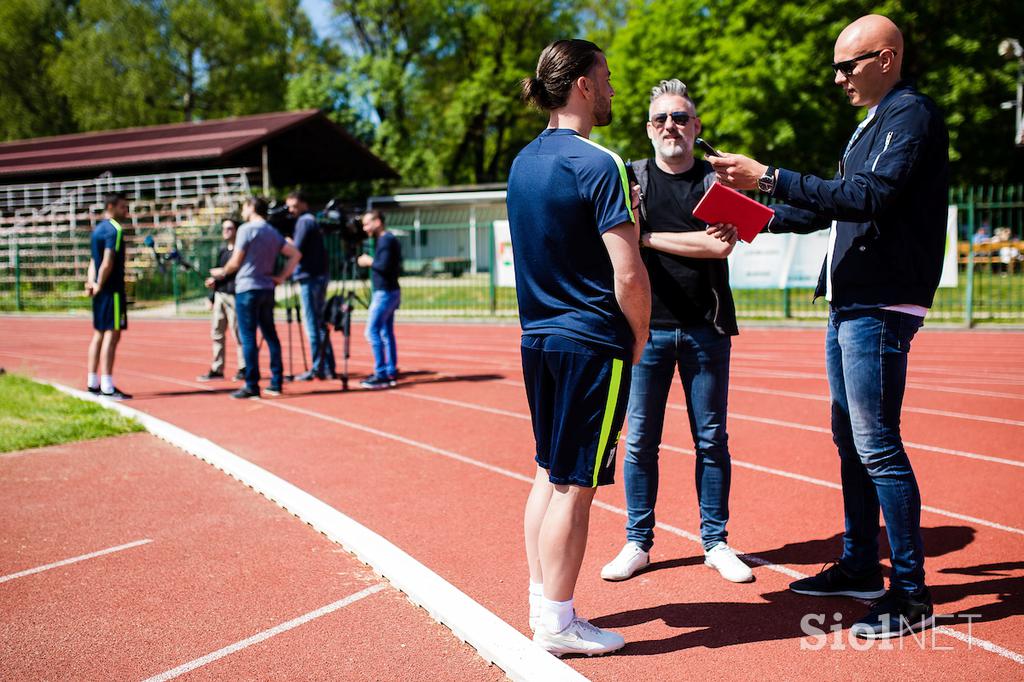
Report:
601,0,1024,183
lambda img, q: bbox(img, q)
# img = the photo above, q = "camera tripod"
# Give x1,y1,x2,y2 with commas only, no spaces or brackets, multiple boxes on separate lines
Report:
314,255,368,391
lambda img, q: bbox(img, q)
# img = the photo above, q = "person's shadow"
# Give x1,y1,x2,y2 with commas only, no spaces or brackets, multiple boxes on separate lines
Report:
933,561,1024,624
744,525,976,567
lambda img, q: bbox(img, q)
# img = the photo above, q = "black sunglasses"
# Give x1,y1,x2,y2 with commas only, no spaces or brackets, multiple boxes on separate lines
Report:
650,111,693,127
831,49,892,76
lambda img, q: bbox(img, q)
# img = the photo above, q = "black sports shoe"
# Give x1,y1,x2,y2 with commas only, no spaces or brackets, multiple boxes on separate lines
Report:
264,384,283,396
197,370,224,382
851,588,934,639
233,369,247,381
230,387,260,399
295,370,317,381
100,387,132,401
87,385,101,394
360,375,392,390
789,561,885,599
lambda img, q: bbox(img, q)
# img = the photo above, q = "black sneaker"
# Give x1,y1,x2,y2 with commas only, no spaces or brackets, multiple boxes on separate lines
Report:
264,384,283,396
789,561,885,599
230,387,260,399
295,370,317,382
360,375,392,390
386,375,398,387
233,369,247,381
100,387,133,401
197,370,224,382
87,385,101,394
851,588,934,639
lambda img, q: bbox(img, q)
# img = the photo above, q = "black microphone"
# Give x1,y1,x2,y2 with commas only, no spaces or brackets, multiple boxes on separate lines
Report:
143,235,166,273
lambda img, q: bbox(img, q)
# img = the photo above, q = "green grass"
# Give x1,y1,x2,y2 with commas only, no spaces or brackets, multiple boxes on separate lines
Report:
0,373,144,453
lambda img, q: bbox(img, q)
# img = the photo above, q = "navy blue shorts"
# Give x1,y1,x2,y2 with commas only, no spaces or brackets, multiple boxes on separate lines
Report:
92,289,127,331
521,334,631,487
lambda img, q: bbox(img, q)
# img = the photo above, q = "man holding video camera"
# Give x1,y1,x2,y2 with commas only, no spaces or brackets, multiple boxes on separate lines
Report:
212,196,302,399
287,191,336,381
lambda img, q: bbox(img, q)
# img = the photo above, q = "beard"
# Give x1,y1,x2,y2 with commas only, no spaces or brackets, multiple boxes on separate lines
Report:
654,136,689,160
594,97,613,126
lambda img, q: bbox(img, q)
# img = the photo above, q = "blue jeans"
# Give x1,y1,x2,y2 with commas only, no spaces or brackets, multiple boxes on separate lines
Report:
365,288,400,378
827,308,925,594
236,289,283,393
299,274,335,376
624,324,732,552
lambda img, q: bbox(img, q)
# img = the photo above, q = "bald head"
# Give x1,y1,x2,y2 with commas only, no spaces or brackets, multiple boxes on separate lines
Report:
834,14,904,108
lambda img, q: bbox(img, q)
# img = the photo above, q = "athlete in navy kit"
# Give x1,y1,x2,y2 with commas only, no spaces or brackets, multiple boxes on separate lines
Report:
85,192,132,400
509,39,650,657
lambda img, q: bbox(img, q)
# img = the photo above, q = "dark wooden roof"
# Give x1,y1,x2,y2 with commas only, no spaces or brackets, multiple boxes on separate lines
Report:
0,110,397,184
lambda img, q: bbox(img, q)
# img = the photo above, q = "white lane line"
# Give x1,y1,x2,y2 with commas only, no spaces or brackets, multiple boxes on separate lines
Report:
142,584,387,682
0,539,152,584
395,390,1024,537
722,411,1024,469
261,399,1024,666
729,384,1024,428
45,383,584,682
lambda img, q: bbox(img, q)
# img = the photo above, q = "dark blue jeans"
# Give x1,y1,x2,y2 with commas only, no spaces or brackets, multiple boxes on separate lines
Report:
827,308,925,594
299,274,335,376
365,288,400,378
236,288,283,393
624,324,732,552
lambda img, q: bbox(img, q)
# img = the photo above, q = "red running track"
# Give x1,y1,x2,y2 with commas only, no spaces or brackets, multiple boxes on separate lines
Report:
1,315,1022,679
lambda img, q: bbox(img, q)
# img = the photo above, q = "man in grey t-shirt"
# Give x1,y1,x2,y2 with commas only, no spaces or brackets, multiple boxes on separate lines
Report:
211,196,301,399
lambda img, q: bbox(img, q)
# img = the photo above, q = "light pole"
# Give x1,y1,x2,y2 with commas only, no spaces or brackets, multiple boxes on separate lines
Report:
998,38,1023,146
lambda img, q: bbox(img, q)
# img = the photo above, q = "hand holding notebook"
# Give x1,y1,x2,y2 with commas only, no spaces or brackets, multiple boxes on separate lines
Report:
693,181,774,243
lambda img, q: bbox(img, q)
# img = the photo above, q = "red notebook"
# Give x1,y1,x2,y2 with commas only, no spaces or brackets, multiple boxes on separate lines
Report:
692,181,774,243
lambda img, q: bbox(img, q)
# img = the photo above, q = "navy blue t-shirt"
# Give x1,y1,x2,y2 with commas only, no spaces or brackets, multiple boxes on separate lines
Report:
506,128,635,356
371,231,401,291
292,212,328,279
90,219,126,291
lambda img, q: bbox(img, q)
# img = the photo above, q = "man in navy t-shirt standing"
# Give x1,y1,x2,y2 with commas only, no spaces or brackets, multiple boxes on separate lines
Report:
85,192,132,400
508,39,650,656
287,191,336,381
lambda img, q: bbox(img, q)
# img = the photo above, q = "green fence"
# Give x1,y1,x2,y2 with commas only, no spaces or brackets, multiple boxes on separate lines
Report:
2,186,1023,324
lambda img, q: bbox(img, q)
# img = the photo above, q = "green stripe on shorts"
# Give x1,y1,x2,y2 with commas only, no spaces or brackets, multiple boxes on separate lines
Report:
592,358,624,487
113,292,121,330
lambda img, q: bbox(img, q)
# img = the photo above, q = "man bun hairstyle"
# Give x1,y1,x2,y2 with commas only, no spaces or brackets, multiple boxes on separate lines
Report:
521,39,603,111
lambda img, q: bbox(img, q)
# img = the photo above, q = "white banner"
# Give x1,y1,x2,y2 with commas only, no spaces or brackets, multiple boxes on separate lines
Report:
492,219,516,288
940,205,958,288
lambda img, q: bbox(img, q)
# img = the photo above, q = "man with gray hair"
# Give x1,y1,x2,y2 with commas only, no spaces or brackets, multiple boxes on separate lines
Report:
600,79,753,584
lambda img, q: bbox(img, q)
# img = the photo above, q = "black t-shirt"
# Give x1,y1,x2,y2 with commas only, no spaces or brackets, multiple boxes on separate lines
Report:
643,161,713,328
211,246,236,297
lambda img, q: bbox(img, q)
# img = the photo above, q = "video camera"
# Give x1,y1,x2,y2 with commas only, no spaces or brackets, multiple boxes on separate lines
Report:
319,199,365,244
267,201,296,237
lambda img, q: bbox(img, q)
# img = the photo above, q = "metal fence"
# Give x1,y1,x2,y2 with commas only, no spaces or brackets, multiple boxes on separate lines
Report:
2,186,1023,325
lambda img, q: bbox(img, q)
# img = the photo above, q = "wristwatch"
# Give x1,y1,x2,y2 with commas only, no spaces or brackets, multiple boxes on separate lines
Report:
757,165,777,194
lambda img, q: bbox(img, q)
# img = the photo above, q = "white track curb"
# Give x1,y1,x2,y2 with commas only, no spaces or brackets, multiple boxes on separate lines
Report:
49,382,587,682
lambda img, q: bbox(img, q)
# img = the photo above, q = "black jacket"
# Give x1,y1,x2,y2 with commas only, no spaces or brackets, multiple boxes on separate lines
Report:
770,81,949,311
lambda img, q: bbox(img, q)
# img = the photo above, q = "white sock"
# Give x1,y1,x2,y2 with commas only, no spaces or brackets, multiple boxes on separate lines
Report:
100,375,114,393
87,373,98,389
529,581,543,621
540,596,574,633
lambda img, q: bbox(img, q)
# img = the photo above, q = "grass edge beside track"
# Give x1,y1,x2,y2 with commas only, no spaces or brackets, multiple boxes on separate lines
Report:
0,372,142,453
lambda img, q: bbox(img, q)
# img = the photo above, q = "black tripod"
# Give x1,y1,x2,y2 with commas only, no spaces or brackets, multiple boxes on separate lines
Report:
281,278,309,382
316,254,368,391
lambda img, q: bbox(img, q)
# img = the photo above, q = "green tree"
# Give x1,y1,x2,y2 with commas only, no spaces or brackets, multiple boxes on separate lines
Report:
602,0,1023,184
49,0,317,130
330,0,583,187
0,0,75,140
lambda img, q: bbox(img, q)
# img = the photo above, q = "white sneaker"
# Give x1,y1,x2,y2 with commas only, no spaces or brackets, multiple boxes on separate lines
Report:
600,542,650,581
533,617,626,657
529,604,540,633
704,542,754,583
